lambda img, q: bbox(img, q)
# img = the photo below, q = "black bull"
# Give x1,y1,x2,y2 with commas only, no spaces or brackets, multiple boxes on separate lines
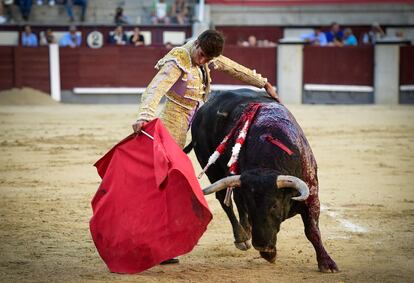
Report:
186,89,338,272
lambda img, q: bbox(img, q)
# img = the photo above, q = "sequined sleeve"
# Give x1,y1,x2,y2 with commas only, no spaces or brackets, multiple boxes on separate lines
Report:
138,61,182,121
211,55,268,88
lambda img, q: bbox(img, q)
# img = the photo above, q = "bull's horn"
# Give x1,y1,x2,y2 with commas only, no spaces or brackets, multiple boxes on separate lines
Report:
276,175,309,201
202,175,241,195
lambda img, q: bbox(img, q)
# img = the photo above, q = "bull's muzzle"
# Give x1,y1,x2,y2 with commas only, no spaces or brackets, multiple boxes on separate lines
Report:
254,246,277,263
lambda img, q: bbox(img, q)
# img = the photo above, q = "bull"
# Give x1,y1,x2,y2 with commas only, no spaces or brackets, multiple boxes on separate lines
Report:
186,89,338,272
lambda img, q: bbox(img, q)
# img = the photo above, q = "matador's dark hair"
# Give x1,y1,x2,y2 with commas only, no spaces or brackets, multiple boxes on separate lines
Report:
196,29,225,58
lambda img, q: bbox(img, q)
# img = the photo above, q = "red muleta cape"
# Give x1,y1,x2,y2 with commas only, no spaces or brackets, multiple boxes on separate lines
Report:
90,119,212,274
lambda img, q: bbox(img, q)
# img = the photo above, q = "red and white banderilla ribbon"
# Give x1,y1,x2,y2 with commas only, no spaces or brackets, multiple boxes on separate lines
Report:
199,103,262,206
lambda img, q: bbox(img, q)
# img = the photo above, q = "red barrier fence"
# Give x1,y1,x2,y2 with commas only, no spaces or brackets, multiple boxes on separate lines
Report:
0,46,50,93
206,0,414,5
0,46,277,93
0,47,14,90
59,46,277,88
211,46,277,85
1,45,412,94
303,45,374,86
400,46,414,85
15,47,50,93
60,47,169,89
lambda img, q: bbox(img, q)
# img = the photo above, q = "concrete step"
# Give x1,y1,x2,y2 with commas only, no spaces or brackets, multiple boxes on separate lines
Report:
5,0,153,25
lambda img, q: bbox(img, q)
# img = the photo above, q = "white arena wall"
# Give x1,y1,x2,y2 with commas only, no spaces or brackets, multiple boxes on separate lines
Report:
207,4,414,26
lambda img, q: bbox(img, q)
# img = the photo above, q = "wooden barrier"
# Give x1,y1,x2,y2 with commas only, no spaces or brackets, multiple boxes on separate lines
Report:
0,45,410,104
59,46,277,88
400,45,414,85
0,46,50,93
0,46,276,93
0,47,14,90
59,46,169,89
303,45,374,86
18,47,50,93
211,46,277,85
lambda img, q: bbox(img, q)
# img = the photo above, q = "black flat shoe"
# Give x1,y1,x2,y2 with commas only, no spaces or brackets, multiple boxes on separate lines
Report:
160,258,179,264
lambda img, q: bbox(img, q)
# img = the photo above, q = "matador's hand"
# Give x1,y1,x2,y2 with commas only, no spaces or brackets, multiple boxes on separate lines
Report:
132,119,149,134
264,82,281,103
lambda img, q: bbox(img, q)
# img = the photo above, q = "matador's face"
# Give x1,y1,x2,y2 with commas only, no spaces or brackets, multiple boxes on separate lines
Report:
191,44,215,66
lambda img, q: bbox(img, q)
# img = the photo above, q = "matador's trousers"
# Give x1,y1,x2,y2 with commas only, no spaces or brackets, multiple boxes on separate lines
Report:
159,100,197,148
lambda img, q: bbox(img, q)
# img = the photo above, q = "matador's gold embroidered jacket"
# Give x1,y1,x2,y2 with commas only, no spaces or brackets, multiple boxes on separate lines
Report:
138,40,268,147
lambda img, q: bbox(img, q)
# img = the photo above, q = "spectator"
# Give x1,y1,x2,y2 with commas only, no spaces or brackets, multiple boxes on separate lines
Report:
362,22,385,44
301,27,328,46
171,0,188,25
129,27,145,46
325,22,343,45
21,25,38,47
39,28,57,46
238,35,258,47
151,0,171,25
114,6,129,25
164,41,173,49
341,28,357,46
65,0,87,22
247,35,257,47
18,0,33,21
258,39,276,47
59,25,81,48
0,1,6,24
236,37,245,47
394,31,406,40
108,25,128,45
1,0,13,24
390,30,410,42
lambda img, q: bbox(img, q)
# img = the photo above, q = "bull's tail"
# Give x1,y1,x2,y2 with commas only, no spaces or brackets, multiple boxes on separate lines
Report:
183,141,194,154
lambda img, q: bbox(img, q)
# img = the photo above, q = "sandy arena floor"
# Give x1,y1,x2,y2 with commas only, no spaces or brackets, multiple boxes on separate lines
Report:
0,89,413,282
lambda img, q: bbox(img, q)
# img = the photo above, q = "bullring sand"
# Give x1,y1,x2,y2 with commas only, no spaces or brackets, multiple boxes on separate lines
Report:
0,88,413,282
